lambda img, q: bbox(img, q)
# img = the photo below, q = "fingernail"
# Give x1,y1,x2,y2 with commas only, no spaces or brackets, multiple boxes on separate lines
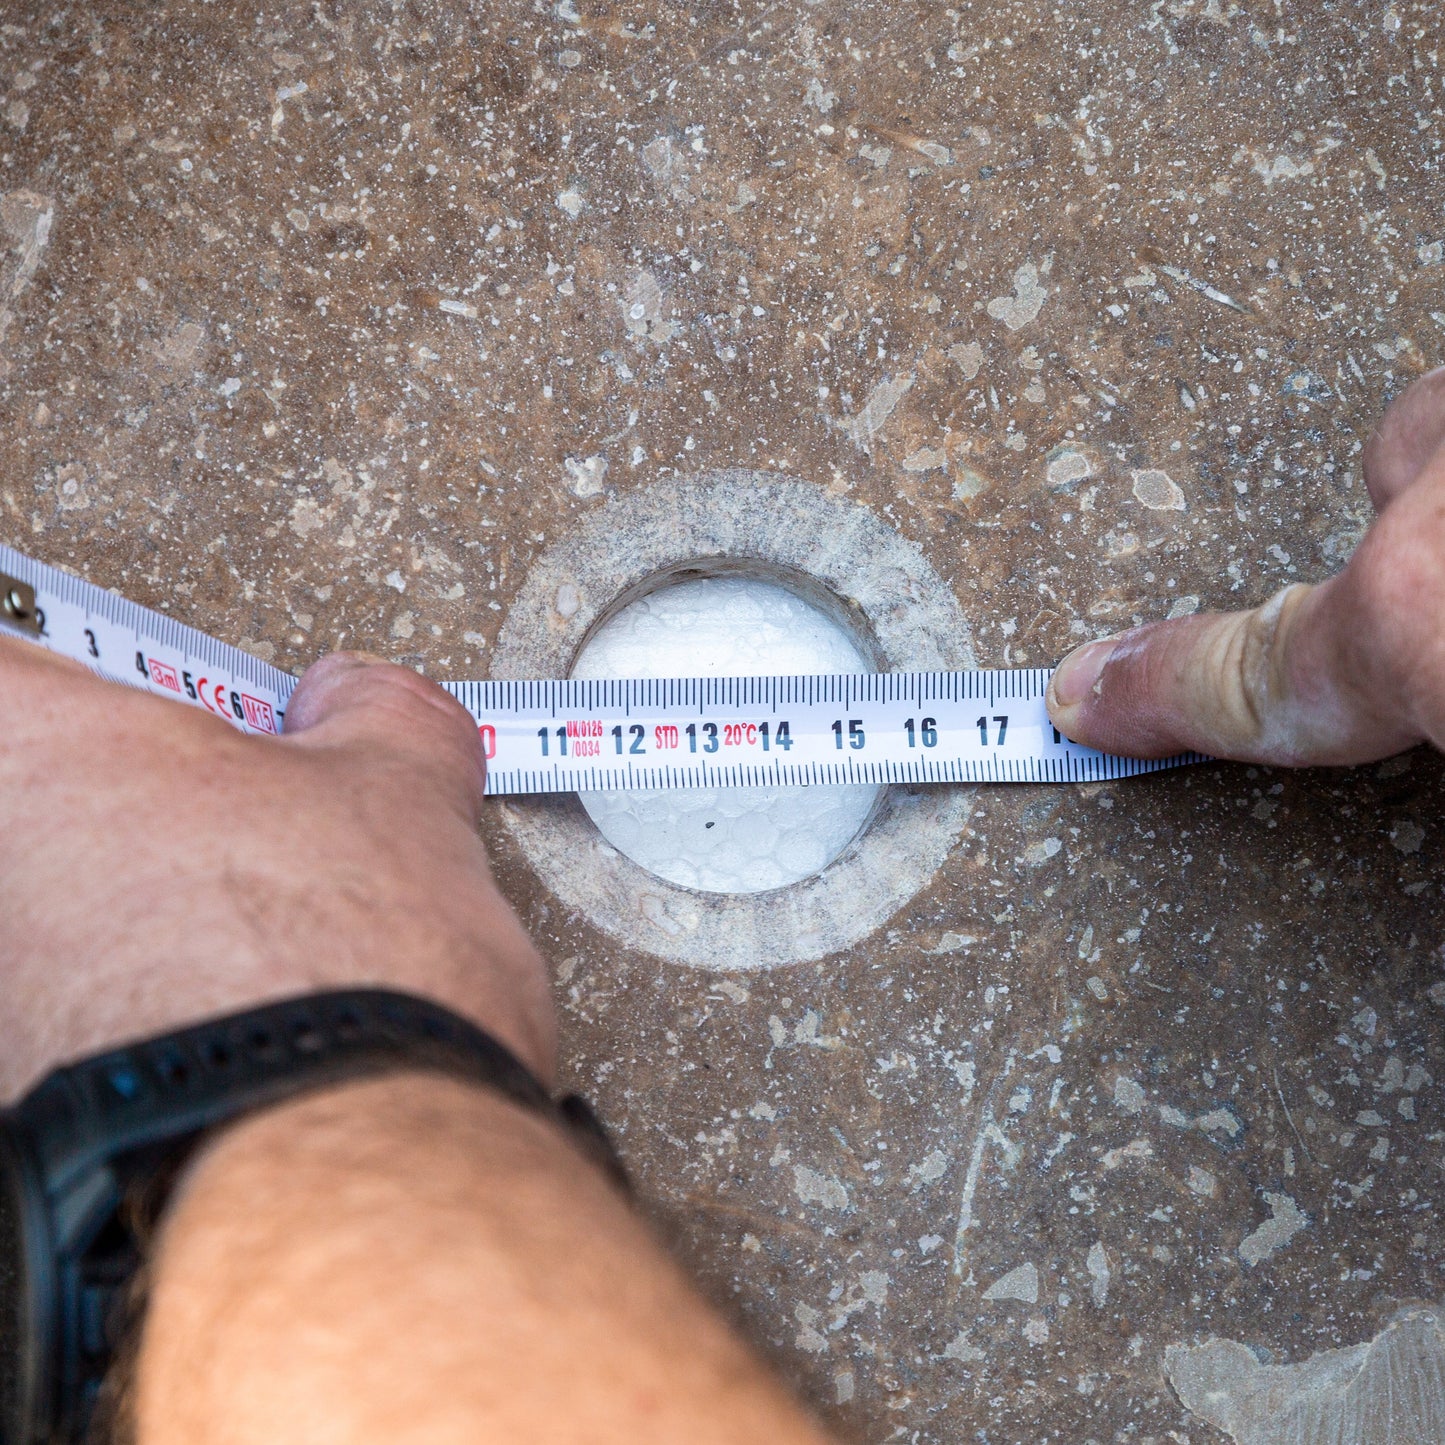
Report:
1049,638,1116,710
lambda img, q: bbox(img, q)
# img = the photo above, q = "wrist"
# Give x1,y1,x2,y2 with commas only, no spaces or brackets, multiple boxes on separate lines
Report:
1,990,593,1443
0,892,557,1105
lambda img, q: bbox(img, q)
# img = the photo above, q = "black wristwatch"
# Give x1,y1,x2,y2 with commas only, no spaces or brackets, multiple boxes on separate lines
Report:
0,989,624,1444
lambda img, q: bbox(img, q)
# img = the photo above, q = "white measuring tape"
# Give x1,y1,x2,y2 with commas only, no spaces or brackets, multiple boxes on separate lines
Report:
1,543,1194,794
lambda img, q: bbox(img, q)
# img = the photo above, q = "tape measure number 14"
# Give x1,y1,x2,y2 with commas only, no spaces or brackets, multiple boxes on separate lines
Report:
1,543,1195,795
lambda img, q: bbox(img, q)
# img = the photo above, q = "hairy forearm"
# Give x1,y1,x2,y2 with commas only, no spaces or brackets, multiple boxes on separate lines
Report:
135,1074,835,1445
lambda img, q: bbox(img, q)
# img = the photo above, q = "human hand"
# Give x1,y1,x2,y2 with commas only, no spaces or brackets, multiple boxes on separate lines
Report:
1046,365,1445,765
0,642,555,1101
0,639,838,1445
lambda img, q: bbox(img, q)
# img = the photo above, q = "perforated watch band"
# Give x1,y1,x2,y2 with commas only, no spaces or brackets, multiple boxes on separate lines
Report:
0,989,625,1444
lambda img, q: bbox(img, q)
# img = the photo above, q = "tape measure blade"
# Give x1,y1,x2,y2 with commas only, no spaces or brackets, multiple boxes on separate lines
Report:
5,543,1196,795
1,540,296,735
465,667,1166,795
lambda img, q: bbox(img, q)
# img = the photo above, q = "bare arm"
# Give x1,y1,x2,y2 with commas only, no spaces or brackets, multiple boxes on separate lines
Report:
0,643,833,1444
139,1076,829,1445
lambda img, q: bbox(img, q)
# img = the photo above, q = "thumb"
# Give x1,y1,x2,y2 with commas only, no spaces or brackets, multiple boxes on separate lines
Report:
1045,575,1421,767
281,652,488,817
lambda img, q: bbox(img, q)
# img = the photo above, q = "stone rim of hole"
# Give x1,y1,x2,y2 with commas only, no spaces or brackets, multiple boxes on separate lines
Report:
491,469,976,971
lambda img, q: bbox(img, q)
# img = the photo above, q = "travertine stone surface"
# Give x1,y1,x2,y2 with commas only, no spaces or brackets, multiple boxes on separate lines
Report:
2,2,1442,1439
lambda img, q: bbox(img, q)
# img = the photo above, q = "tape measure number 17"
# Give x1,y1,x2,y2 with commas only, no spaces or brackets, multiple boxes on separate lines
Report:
1,542,1197,795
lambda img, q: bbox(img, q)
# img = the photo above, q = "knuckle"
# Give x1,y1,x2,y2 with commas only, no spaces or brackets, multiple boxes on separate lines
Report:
293,654,484,775
1195,591,1307,751
1233,600,1286,727
349,663,479,745
1352,528,1436,663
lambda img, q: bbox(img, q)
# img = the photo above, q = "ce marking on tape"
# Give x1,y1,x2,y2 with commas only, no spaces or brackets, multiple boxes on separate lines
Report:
2,550,289,741
131,650,280,734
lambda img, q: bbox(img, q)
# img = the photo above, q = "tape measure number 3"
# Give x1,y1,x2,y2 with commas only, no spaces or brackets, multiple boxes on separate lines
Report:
1,543,1196,795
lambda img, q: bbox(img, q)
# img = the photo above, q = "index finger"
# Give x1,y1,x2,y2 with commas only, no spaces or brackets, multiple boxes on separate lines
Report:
1045,460,1445,765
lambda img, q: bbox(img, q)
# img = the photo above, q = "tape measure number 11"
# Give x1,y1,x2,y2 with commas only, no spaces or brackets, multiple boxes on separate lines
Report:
1,543,1196,795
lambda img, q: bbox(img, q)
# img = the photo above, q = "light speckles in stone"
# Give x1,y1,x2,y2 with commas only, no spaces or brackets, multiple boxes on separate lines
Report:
983,1262,1039,1303
0,188,53,372
846,373,914,448
150,319,207,375
621,269,677,345
1165,1307,1445,1443
906,1148,950,1190
1114,1075,1147,1115
794,1303,829,1353
639,134,694,203
1132,469,1187,511
1251,152,1316,186
1046,445,1094,490
946,340,984,379
1188,1166,1219,1198
1100,1138,1154,1170
53,462,91,513
563,452,608,498
986,262,1048,331
1086,1242,1111,1307
1238,1191,1308,1267
941,1329,985,1363
952,466,991,501
803,76,837,114
921,930,977,955
433,294,479,317
793,1164,850,1212
902,445,948,473
0,189,54,301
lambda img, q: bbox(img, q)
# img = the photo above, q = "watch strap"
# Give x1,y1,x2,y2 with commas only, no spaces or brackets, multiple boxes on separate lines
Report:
1,989,625,1442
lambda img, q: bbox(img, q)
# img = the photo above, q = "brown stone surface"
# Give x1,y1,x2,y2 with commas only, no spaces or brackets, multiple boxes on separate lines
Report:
2,1,1443,1439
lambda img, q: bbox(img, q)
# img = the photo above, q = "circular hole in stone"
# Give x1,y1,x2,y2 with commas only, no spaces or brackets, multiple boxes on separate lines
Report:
570,572,883,895
494,472,976,968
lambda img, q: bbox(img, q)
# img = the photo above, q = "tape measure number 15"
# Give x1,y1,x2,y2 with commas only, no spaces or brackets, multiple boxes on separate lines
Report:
1,543,1196,795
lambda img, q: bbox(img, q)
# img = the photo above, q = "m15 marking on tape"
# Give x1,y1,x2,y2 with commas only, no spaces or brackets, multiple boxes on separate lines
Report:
0,543,1197,794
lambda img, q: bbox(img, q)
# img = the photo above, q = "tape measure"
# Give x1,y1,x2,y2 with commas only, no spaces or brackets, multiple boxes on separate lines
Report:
1,543,1195,794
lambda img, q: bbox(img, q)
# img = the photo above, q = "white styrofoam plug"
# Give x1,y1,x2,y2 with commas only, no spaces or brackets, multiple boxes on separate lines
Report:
571,577,880,893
